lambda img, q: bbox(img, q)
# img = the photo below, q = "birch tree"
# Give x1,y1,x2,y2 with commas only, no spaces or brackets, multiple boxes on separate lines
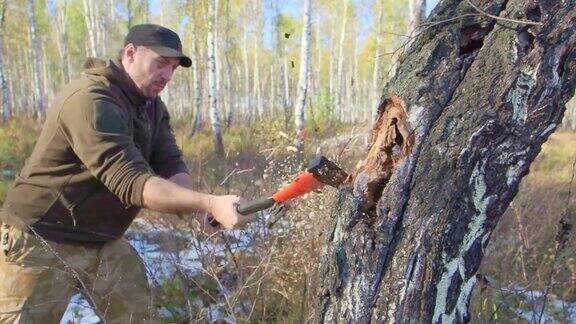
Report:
188,0,202,138
335,0,348,121
0,0,9,123
294,0,312,149
242,26,250,120
371,0,384,121
207,0,224,156
83,0,99,57
223,0,233,126
282,32,291,129
314,12,321,96
126,0,133,28
28,0,45,120
311,0,576,322
408,0,426,37
54,0,70,84
329,27,335,102
252,0,263,118
271,0,279,115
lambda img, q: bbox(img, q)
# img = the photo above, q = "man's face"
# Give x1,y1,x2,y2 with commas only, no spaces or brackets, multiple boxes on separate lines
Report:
124,45,180,99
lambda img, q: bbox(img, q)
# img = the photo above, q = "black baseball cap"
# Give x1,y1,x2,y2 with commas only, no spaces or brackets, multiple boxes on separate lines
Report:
124,24,191,68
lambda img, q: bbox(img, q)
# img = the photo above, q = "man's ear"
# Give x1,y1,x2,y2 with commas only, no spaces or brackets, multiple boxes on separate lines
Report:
123,43,137,63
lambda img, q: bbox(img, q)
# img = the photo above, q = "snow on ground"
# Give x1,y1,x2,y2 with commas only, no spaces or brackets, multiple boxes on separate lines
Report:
501,285,576,322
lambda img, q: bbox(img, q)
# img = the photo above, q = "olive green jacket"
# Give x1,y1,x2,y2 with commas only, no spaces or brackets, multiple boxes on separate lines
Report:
0,59,187,244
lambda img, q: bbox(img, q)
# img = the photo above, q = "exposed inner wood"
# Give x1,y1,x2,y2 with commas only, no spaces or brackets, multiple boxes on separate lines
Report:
361,94,414,210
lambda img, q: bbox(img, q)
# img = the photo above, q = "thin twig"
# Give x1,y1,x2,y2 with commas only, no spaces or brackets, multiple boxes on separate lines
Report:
377,0,544,62
465,0,543,26
219,167,238,186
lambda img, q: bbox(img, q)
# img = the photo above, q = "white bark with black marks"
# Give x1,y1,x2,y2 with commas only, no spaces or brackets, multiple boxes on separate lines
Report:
335,0,348,122
188,0,202,137
55,0,70,84
253,0,263,118
83,0,99,57
223,0,233,126
371,0,384,122
294,0,312,147
242,27,250,120
28,0,45,120
207,0,224,156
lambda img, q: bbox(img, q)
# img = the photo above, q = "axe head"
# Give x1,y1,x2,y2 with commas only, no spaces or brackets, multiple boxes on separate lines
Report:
307,155,349,188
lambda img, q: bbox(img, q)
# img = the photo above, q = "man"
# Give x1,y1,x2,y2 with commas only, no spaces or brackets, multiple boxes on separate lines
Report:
0,24,251,323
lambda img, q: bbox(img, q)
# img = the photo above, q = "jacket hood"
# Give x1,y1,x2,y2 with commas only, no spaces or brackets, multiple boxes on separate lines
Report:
84,57,148,107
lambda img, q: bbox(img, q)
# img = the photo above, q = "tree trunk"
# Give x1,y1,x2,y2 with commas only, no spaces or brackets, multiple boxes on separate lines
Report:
315,13,321,98
126,0,133,28
294,0,312,149
270,0,278,115
19,44,30,116
252,0,263,119
83,0,99,57
223,0,232,127
564,99,576,130
0,0,9,123
28,0,45,120
282,56,291,129
55,0,70,84
159,0,165,26
390,0,426,80
329,28,335,103
242,26,250,120
408,0,426,36
371,0,384,122
350,48,358,123
270,64,275,116
335,0,348,122
142,0,149,22
188,0,202,138
207,0,224,157
311,0,576,323
41,42,52,103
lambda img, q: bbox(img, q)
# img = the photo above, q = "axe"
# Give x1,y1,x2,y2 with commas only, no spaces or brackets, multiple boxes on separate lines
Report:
209,155,349,226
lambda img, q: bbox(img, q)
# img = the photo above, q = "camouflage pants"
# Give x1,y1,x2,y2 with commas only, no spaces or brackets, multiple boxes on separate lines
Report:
0,224,158,323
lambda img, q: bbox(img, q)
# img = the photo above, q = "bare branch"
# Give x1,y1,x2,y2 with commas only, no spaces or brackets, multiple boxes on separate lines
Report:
465,0,543,26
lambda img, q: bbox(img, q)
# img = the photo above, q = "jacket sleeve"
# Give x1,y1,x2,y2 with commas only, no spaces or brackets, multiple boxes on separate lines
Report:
149,100,188,178
57,87,154,207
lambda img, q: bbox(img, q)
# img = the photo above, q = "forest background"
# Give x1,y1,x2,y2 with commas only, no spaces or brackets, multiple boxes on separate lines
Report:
0,0,574,322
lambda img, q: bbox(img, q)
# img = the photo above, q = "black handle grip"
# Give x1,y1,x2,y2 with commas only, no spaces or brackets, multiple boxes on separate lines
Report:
208,197,276,227
237,197,275,215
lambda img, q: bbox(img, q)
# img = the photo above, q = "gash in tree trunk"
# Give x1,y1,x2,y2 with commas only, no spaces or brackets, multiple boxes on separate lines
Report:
311,0,576,323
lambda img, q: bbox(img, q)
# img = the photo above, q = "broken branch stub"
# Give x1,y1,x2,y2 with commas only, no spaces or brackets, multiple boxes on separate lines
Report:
360,95,415,211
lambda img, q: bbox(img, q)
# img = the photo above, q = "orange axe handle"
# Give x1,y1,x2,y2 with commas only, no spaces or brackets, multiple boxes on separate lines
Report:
271,171,323,202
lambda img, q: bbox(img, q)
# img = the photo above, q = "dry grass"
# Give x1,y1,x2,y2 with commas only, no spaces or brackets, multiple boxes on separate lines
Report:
471,131,576,322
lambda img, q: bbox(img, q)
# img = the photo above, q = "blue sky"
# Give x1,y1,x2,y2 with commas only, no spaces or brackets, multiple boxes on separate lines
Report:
148,0,441,49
